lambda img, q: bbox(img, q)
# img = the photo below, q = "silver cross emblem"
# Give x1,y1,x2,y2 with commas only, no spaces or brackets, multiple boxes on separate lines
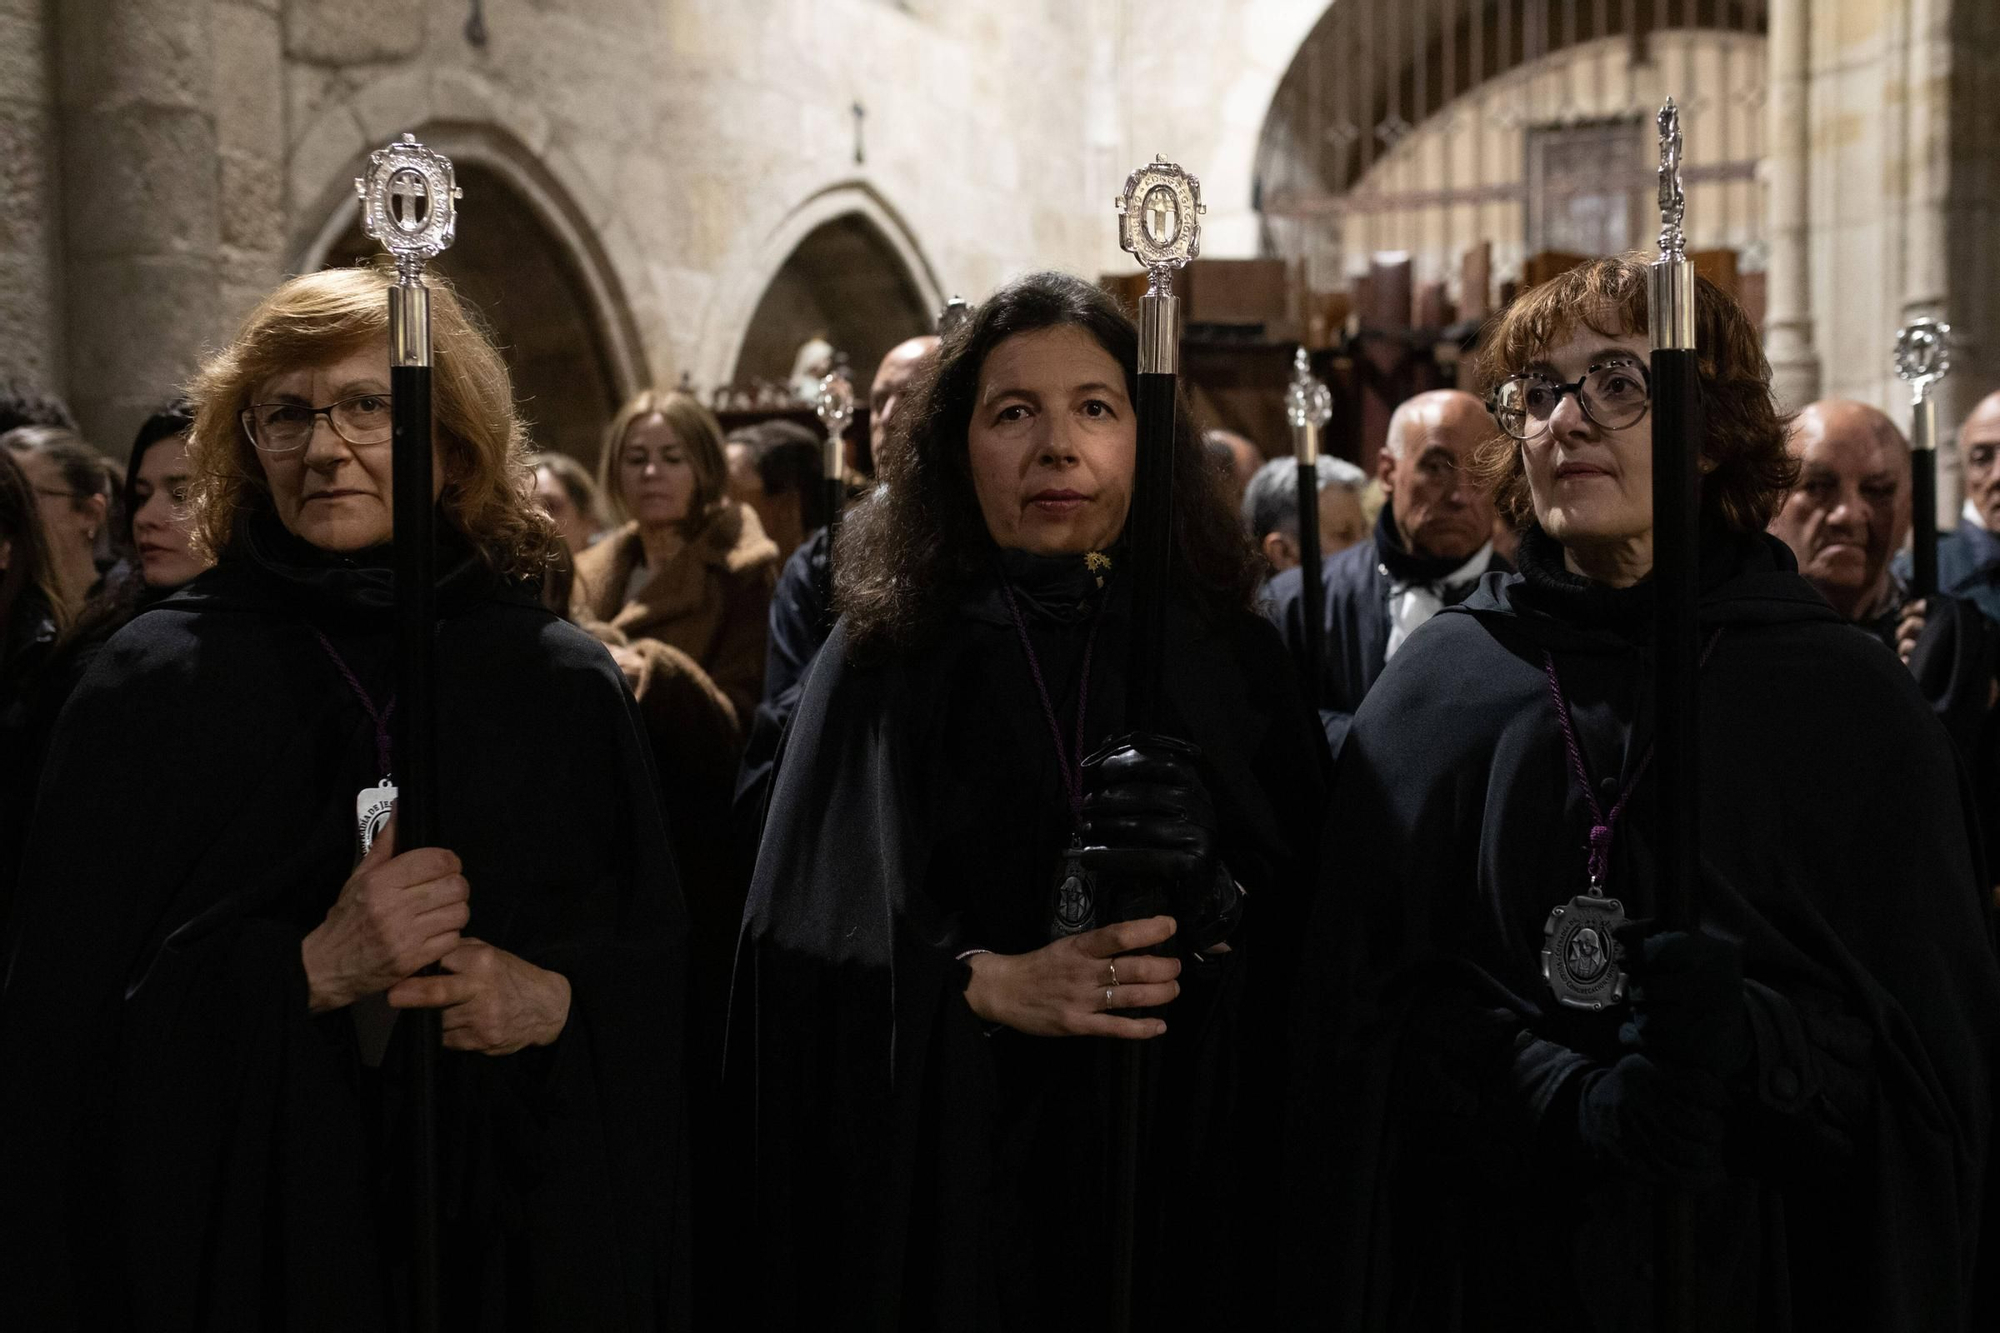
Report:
388,168,429,233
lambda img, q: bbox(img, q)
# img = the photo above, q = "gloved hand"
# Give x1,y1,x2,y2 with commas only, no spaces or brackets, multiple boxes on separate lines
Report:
1077,732,1240,954
1615,926,1754,1082
1572,1052,1731,1187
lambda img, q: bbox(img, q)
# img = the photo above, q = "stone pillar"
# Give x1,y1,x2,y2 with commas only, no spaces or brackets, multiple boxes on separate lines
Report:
56,0,221,456
0,0,66,393
1763,0,1819,413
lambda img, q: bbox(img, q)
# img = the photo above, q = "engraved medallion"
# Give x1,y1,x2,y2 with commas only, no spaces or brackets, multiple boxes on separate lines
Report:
1049,845,1098,938
1542,892,1630,1011
355,133,463,272
355,778,398,860
1115,158,1204,275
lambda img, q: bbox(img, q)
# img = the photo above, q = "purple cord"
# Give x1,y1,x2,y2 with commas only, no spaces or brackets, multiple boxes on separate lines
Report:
310,626,396,778
998,583,1102,819
1543,629,1722,889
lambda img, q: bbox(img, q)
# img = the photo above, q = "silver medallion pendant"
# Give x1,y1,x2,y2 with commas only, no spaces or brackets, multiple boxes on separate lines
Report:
1049,841,1099,939
355,778,398,860
1542,890,1629,1011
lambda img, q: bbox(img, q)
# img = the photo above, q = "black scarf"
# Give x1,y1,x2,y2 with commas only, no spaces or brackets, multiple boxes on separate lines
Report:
1373,504,1480,590
208,509,510,621
1508,522,1776,639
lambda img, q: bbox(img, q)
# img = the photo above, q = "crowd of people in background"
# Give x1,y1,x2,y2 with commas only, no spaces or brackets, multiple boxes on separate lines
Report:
1,254,1996,1329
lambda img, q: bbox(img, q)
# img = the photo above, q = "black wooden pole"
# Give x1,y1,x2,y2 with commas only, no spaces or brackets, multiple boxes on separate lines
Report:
1109,158,1202,1333
1286,348,1330,703
360,132,460,1333
1895,319,1952,602
816,370,853,615
1648,99,1700,1333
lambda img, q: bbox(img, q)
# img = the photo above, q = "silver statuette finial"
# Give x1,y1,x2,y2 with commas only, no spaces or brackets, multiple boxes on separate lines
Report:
1894,318,1953,406
815,369,854,480
1284,347,1333,433
1656,100,1686,265
355,133,462,283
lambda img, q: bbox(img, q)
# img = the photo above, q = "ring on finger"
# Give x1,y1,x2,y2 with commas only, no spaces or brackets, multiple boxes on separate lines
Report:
1105,986,1115,1010
1106,960,1119,987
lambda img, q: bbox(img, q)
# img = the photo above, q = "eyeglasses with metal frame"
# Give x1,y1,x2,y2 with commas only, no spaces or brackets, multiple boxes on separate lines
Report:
240,394,394,454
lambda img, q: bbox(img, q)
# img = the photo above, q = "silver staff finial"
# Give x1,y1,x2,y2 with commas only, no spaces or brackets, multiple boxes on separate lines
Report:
1656,100,1686,264
1285,346,1333,433
938,295,972,338
1894,318,1953,406
1116,158,1205,296
356,133,462,283
815,369,855,438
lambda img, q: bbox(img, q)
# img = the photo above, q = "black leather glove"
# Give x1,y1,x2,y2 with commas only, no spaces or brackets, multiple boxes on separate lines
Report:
1615,926,1754,1082
1077,732,1240,953
1572,1052,1731,1187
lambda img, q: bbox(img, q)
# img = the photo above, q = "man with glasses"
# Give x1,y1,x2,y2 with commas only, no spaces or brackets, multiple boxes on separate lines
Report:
1265,388,1504,754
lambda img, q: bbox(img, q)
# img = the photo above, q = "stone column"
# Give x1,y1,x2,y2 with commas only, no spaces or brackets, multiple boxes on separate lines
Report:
1763,0,1819,413
56,0,221,455
0,0,66,393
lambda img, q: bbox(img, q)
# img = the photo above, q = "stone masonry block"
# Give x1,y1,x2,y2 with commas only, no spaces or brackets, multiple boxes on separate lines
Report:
61,107,220,259
285,0,422,67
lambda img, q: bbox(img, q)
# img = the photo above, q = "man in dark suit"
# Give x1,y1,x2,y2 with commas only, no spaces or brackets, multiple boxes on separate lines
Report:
1264,388,1505,754
1933,390,2000,622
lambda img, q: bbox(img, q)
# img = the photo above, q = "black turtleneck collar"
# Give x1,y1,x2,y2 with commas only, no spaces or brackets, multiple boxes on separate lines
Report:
1504,522,1805,639
1374,504,1487,588
978,544,1120,626
173,509,518,622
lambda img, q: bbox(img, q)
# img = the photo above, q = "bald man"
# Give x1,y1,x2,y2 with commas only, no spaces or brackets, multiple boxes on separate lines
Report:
1204,429,1264,512
738,336,945,842
1770,399,1912,637
1264,389,1503,753
1927,390,2000,625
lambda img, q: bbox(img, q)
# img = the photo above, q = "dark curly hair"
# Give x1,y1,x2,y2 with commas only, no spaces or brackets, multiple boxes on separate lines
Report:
836,271,1258,658
1471,254,1797,535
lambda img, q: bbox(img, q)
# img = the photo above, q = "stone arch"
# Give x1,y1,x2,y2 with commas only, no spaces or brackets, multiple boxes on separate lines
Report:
693,182,943,391
284,85,650,465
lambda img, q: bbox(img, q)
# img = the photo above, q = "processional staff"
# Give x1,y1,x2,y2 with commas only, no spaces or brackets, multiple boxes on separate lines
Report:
356,131,462,1333
815,366,854,590
1894,318,1952,600
1108,154,1203,1333
1646,99,1701,1333
1285,347,1333,702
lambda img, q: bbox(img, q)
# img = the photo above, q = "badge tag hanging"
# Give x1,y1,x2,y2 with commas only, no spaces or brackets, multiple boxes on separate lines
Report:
1051,837,1100,938
1542,884,1629,1012
356,778,398,859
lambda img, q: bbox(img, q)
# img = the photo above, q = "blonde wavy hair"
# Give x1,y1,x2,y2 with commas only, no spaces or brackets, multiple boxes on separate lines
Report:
596,389,730,531
184,263,560,582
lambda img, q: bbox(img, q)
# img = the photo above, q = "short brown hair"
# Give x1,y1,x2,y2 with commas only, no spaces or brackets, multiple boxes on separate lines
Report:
184,263,560,582
597,390,729,530
1471,254,1797,535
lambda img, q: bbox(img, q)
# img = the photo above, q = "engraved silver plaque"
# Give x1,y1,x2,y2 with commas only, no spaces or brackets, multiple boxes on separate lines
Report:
1894,318,1953,405
1116,158,1204,276
356,133,463,276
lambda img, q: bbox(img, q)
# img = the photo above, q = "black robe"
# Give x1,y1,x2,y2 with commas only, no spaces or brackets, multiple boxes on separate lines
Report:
1287,528,1999,1331
725,560,1328,1330
0,523,690,1330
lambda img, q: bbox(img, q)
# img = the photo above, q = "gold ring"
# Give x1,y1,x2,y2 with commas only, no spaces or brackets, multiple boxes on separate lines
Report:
1107,960,1119,987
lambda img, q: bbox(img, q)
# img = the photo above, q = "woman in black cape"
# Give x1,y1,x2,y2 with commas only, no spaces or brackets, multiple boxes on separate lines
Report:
726,271,1329,1330
0,266,689,1329
1286,256,2000,1330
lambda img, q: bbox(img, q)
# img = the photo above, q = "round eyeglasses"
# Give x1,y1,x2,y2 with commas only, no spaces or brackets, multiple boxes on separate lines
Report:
240,393,393,454
1487,360,1652,441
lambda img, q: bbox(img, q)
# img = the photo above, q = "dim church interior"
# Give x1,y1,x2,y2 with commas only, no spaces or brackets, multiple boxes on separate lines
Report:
5,0,1997,505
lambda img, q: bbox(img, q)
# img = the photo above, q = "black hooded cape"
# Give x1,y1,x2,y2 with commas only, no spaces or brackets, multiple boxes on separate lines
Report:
724,556,1328,1330
1285,528,1999,1331
0,520,690,1330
